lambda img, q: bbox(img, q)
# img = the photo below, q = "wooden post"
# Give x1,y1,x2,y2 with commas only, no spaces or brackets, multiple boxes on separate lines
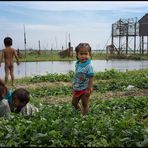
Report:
142,36,144,54
126,21,129,54
68,33,71,57
134,20,137,54
119,34,121,55
38,40,40,54
147,36,148,54
111,24,114,45
24,25,27,58
119,19,121,55
139,36,141,54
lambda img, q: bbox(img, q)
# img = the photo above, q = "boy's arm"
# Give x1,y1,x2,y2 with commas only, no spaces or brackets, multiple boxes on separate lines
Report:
87,77,93,90
86,77,94,95
86,64,94,95
0,50,4,67
14,49,20,65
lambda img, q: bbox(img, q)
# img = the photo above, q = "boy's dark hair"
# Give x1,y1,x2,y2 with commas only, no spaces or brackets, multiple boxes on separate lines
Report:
4,37,12,46
0,79,7,101
0,85,5,101
12,88,30,104
75,43,92,60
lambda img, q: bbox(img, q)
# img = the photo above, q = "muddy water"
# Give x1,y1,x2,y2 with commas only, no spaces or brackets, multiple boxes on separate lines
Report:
0,59,148,79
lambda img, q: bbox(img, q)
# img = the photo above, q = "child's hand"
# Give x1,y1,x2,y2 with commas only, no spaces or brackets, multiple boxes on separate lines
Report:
85,88,93,96
17,61,20,66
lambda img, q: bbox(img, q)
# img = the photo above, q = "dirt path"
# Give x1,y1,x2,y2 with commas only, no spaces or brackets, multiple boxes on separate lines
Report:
97,89,148,100
12,81,72,90
8,81,148,104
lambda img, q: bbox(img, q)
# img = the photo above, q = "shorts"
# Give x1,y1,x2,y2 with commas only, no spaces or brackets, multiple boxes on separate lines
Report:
73,90,86,98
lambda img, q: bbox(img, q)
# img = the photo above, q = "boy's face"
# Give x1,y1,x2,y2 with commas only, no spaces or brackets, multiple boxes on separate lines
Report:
13,98,25,108
77,48,91,62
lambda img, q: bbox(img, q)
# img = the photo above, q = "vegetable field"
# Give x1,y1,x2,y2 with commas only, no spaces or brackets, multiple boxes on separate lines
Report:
0,69,148,147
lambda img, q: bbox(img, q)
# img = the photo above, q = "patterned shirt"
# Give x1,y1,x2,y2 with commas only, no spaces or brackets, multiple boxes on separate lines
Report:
20,103,39,116
0,99,11,118
73,59,94,91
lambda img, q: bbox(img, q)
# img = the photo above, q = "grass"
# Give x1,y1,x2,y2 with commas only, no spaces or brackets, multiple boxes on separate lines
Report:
1,50,147,62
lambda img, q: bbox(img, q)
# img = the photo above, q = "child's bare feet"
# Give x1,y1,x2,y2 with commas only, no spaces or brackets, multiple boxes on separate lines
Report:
12,83,16,88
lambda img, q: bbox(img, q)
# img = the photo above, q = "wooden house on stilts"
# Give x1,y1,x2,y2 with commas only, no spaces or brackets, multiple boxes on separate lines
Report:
106,13,148,55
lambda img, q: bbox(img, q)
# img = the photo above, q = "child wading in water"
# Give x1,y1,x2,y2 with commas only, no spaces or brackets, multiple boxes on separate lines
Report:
72,43,94,115
0,37,20,86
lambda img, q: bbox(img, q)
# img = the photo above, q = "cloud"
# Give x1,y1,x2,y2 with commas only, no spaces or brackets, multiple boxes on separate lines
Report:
2,1,148,12
0,1,148,50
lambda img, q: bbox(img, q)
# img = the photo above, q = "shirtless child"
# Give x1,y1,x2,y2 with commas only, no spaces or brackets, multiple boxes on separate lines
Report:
0,37,20,86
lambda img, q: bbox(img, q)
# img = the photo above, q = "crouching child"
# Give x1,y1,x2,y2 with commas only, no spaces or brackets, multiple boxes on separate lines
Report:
11,88,39,116
0,80,11,118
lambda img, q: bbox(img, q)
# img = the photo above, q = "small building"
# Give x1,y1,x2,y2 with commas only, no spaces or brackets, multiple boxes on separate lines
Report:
139,13,148,36
108,13,148,54
138,13,148,54
59,42,73,58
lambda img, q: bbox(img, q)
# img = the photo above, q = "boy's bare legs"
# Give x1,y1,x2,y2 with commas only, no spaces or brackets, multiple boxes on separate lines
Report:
81,94,89,115
72,96,81,112
10,66,15,86
4,66,9,85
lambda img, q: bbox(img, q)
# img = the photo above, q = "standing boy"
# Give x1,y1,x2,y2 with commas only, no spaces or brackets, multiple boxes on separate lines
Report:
0,37,20,86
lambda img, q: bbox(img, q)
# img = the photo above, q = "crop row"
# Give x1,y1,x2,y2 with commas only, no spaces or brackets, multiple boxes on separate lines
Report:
28,77,147,99
29,69,148,83
0,96,147,147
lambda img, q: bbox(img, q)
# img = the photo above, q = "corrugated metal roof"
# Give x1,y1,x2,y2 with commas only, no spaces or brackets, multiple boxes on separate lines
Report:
138,13,148,23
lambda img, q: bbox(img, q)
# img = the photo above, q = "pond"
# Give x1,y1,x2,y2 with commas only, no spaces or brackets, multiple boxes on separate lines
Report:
0,59,148,79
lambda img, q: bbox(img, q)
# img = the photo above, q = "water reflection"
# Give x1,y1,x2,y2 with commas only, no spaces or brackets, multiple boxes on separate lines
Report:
0,60,148,79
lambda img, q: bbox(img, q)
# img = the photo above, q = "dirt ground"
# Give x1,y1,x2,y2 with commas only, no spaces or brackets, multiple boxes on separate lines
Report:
9,81,148,104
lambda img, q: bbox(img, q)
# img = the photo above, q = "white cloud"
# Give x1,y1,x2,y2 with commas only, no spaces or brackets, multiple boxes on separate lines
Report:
0,1,148,50
3,1,148,11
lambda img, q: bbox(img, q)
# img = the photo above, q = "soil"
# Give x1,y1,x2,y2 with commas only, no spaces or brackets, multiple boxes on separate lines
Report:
9,81,148,104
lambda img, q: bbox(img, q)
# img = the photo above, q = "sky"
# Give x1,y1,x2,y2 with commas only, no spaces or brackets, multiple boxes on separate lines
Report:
0,1,148,50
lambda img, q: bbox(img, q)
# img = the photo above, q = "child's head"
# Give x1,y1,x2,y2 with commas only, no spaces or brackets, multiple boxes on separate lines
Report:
4,37,12,47
0,79,7,100
75,43,92,62
12,88,29,108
